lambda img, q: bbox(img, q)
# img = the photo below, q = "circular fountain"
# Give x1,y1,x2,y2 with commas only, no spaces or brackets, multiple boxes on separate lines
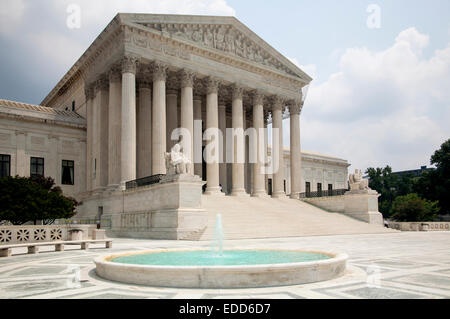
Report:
95,215,348,288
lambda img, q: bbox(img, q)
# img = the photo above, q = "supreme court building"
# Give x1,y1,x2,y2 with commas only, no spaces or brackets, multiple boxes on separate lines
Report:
0,14,351,235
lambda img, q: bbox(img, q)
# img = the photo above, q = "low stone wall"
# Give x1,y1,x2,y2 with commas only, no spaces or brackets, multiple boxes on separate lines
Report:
302,196,345,213
302,192,384,226
388,222,450,232
0,225,96,245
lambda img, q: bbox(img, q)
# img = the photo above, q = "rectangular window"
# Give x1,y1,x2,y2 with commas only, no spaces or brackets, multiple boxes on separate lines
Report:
317,183,322,196
306,182,311,196
71,100,75,111
30,157,44,177
62,160,75,185
0,154,11,178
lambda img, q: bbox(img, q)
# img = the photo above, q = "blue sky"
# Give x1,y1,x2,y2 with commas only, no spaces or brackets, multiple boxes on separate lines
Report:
0,0,449,172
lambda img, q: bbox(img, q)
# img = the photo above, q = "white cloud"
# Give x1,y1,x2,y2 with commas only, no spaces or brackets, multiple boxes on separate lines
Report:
299,27,450,172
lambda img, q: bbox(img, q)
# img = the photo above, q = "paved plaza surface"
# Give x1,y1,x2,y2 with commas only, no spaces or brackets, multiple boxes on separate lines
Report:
0,232,449,299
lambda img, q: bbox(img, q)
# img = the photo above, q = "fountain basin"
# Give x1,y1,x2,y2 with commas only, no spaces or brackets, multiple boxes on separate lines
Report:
95,249,348,288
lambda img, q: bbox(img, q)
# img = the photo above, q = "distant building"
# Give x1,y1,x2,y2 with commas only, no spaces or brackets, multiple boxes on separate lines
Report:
392,166,434,178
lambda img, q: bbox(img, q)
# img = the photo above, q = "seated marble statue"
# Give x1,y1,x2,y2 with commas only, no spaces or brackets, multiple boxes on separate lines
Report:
165,143,191,175
349,169,370,191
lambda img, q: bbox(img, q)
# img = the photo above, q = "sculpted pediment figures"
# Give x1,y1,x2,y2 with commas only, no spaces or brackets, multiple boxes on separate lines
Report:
136,22,301,78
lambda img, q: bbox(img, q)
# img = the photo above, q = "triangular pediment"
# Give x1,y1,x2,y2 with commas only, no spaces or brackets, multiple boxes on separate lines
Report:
119,14,312,83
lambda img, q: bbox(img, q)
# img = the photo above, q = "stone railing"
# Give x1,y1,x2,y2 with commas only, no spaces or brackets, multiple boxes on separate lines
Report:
388,222,450,232
0,225,97,245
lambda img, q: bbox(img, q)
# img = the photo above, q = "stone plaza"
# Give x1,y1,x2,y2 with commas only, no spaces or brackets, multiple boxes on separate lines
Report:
1,232,450,299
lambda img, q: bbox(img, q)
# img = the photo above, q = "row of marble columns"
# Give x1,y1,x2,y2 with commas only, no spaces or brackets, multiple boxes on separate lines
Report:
85,56,303,199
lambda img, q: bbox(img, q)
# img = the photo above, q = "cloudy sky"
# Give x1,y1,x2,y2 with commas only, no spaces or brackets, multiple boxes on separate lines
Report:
0,0,449,173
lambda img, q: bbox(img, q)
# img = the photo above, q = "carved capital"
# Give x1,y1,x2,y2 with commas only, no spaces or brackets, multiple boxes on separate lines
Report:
179,69,195,88
218,95,228,107
288,100,302,115
138,78,152,90
252,90,265,106
121,55,139,74
232,84,244,100
94,77,109,93
152,62,168,82
271,96,285,112
205,77,220,95
84,85,95,100
109,68,122,83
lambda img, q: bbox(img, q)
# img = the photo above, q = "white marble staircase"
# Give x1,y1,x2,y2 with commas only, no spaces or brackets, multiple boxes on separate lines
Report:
196,195,397,240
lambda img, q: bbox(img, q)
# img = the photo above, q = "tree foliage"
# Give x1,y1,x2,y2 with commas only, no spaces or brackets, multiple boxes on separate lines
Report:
415,139,450,215
366,138,450,220
390,193,439,222
0,176,77,225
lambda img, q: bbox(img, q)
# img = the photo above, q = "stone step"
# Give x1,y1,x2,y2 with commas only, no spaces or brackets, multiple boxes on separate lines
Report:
198,195,396,240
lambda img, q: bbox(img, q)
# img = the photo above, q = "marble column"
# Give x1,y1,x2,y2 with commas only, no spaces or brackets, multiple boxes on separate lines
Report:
137,78,152,179
193,96,203,178
108,69,122,186
252,91,268,197
271,97,286,198
166,85,178,152
152,62,167,175
93,78,109,189
180,70,195,174
289,101,302,199
120,56,138,187
231,85,248,197
218,99,227,193
85,85,94,191
204,77,223,195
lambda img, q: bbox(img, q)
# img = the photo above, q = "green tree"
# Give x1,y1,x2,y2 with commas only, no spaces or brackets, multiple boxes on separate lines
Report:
0,176,77,225
415,139,450,215
390,193,439,222
365,166,400,218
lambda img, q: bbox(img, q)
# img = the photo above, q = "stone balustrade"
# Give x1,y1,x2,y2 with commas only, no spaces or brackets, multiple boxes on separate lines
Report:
0,225,97,245
388,222,450,232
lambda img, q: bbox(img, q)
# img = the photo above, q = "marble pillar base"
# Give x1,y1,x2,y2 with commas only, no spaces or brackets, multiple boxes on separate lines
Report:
272,192,287,199
230,189,250,197
290,193,301,200
251,191,270,198
204,188,225,196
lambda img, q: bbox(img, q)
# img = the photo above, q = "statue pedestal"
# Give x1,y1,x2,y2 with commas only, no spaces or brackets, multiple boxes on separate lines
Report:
343,190,384,225
82,173,210,240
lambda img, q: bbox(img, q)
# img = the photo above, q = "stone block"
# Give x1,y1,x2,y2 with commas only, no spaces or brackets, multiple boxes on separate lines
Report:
93,229,106,240
0,248,11,257
343,192,383,226
28,246,39,254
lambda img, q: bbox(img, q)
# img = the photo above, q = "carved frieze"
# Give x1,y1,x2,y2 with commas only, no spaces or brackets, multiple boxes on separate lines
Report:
137,22,298,77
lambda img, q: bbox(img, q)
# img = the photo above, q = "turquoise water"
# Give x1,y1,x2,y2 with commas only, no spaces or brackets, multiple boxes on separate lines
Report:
111,250,330,266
